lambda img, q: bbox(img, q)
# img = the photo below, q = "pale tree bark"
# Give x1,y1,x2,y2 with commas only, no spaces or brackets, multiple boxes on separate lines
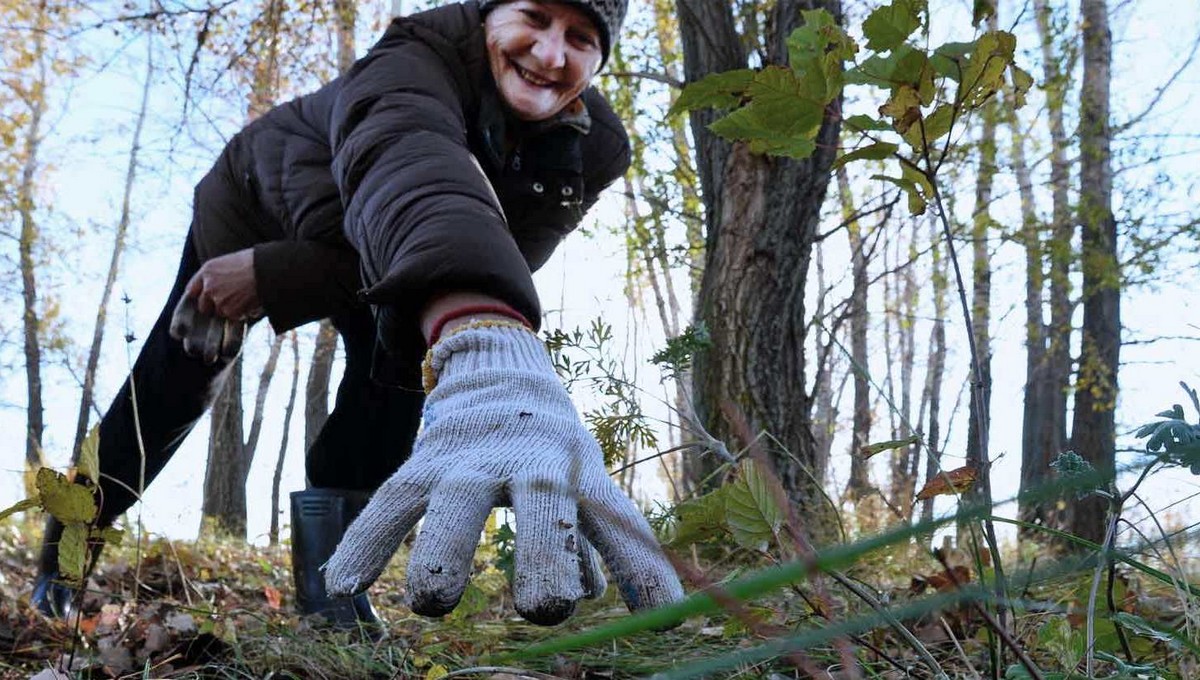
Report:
920,217,948,525
72,34,154,462
965,90,998,512
810,243,839,478
203,0,285,538
1034,0,1074,493
680,0,843,538
891,223,919,520
270,332,300,546
1069,0,1118,546
1011,100,1054,536
838,166,873,501
18,0,51,488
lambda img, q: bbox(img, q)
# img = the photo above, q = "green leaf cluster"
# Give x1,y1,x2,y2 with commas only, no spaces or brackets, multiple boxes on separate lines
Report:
671,0,1033,216
0,425,121,586
1134,382,1200,474
666,459,786,552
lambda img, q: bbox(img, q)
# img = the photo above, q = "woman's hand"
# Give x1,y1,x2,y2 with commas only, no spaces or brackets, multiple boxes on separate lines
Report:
185,248,263,321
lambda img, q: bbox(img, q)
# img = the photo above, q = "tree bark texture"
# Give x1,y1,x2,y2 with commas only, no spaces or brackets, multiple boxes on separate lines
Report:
1034,0,1074,490
965,94,997,510
680,0,843,535
18,0,50,481
920,218,948,526
202,0,284,536
270,332,300,546
1069,0,1118,546
303,0,357,459
1011,99,1055,536
202,359,247,538
838,167,872,500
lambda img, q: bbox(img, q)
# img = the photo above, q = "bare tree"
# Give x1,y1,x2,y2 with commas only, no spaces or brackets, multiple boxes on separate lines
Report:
15,0,52,488
1068,0,1118,545
270,332,300,546
71,33,154,462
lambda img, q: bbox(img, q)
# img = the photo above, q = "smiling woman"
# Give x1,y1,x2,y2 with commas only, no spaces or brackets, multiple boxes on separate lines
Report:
29,0,683,634
483,1,604,121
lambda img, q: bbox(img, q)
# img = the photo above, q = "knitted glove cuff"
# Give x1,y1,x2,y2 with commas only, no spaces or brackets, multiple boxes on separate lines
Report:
421,321,551,393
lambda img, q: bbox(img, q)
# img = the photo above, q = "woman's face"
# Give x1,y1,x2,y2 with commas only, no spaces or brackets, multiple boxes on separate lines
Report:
485,1,603,122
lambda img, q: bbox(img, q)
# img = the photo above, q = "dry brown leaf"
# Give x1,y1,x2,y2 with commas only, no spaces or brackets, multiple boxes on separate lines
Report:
263,585,282,610
915,466,978,500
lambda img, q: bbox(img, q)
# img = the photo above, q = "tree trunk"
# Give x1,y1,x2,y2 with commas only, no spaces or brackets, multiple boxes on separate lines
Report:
920,217,948,526
18,0,50,488
1034,0,1074,494
892,223,919,520
681,0,843,538
1069,0,1118,546
72,35,153,463
303,0,357,460
811,243,838,481
1011,97,1053,536
965,92,998,510
202,360,247,537
305,320,338,453
270,332,300,546
202,0,284,537
839,167,872,501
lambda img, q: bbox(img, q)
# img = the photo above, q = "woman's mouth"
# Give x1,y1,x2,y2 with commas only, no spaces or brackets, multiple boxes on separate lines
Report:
511,60,556,88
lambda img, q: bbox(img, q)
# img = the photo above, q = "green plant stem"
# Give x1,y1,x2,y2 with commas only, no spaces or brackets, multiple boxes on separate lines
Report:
925,165,1009,676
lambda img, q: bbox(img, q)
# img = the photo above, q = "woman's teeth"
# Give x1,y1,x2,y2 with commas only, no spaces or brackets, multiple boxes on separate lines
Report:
514,62,552,87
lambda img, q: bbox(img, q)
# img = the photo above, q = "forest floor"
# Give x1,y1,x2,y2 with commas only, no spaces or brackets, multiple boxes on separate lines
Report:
0,514,1195,679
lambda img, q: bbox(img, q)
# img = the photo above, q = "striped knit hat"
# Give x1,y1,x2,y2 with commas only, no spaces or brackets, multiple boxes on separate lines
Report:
478,0,627,66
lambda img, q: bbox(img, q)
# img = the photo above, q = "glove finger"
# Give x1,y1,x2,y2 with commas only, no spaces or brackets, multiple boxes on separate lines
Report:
511,472,585,625
323,468,430,598
221,319,245,360
170,295,198,342
579,475,684,617
579,535,607,600
406,473,500,617
201,316,224,365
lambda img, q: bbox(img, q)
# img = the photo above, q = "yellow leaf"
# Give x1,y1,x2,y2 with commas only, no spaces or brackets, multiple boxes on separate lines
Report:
36,467,98,523
915,466,978,500
425,664,449,680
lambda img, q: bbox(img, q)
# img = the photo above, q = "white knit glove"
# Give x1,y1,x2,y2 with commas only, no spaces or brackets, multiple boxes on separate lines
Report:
323,323,684,625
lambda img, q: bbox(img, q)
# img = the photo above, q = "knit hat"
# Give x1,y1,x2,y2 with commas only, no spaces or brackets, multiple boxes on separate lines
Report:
478,0,627,66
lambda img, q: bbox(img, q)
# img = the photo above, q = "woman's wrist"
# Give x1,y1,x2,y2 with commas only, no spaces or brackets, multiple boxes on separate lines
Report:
422,292,531,345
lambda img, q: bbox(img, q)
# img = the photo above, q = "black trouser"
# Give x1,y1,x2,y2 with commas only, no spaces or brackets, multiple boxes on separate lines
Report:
92,233,424,527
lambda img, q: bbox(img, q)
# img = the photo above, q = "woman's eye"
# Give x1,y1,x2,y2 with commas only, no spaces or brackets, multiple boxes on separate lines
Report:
569,30,598,49
520,9,549,26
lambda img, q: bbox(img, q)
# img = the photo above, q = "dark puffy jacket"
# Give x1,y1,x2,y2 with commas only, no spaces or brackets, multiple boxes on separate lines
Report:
190,1,630,383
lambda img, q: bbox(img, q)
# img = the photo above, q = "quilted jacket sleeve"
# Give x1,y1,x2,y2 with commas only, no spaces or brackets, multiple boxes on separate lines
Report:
254,240,363,334
329,21,541,336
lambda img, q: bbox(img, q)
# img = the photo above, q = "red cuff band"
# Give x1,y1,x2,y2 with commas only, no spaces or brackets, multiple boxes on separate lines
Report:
428,304,532,345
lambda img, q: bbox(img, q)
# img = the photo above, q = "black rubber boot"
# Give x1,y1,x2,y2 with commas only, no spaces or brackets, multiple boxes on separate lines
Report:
31,517,100,618
290,488,384,636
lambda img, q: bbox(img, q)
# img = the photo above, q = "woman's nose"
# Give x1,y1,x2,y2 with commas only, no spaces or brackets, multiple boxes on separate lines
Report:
530,29,567,70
